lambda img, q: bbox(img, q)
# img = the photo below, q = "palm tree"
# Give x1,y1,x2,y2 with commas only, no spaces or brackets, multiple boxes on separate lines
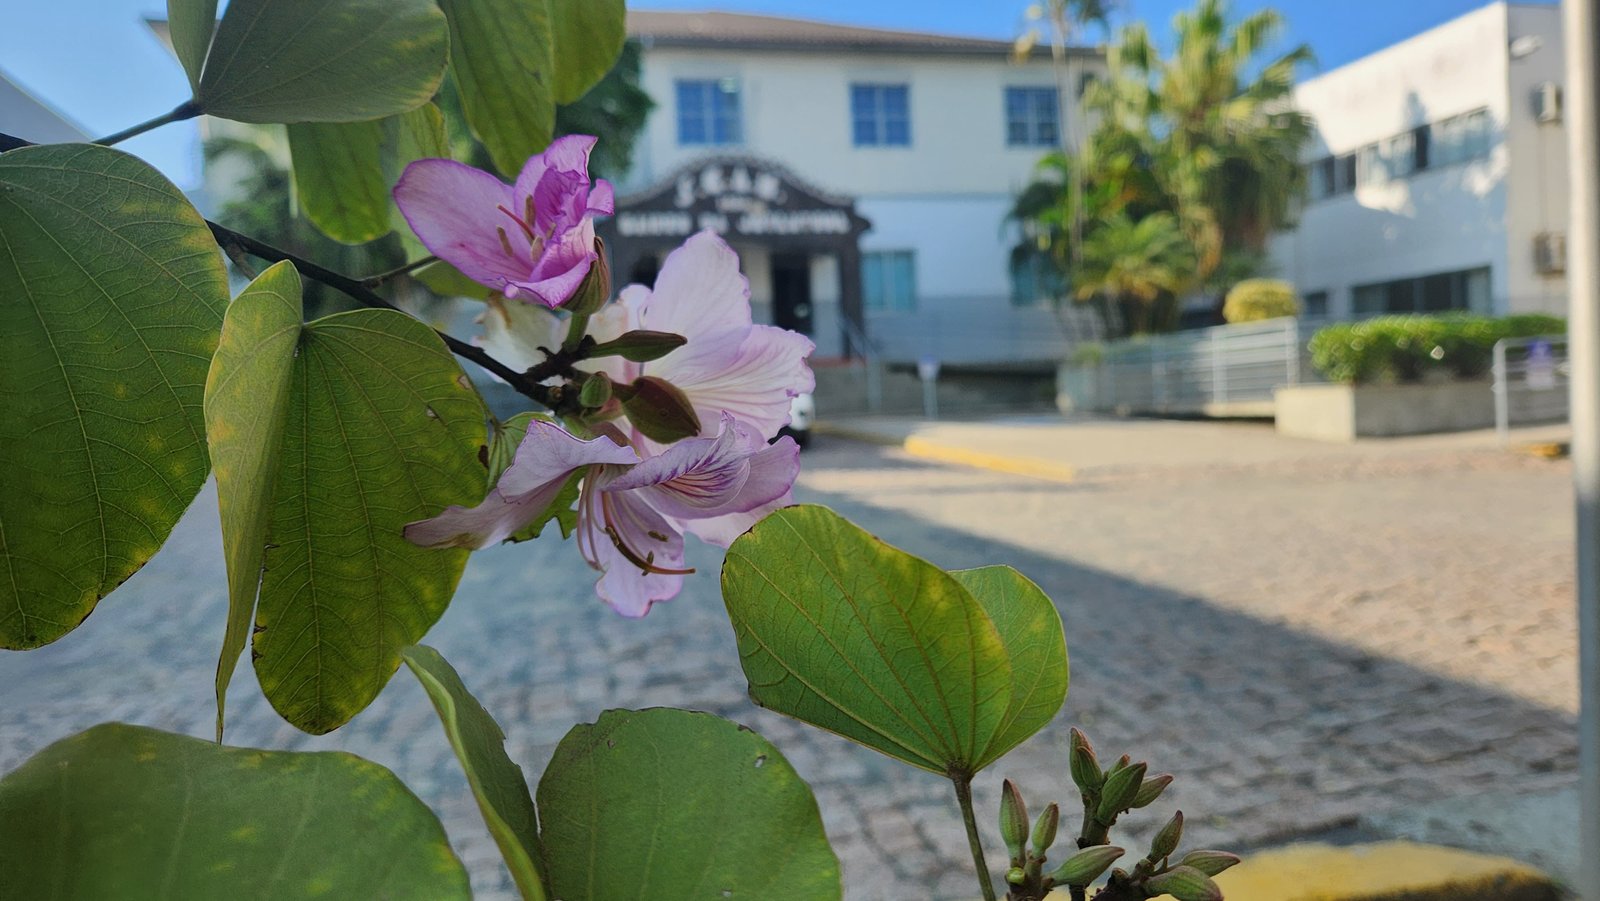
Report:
1074,212,1195,333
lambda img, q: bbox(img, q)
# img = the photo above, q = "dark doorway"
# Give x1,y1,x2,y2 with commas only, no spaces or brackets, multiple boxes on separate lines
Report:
771,253,813,335
628,254,660,288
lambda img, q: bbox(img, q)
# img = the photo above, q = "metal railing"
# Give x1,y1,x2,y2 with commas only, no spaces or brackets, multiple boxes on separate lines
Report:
1492,334,1570,440
838,313,885,413
1062,317,1319,415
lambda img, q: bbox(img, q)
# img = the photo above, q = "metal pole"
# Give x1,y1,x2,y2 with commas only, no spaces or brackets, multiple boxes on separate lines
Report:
1493,339,1511,443
1563,2,1600,896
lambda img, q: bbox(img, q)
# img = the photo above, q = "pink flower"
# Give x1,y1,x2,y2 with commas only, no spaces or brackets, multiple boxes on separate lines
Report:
578,415,800,616
403,420,638,550
394,135,614,308
585,231,815,446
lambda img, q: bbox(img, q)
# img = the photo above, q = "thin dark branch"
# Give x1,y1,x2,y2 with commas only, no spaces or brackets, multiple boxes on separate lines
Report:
360,255,438,288
93,100,202,146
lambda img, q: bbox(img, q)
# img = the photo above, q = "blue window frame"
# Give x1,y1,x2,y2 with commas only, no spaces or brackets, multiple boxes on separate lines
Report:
851,84,910,147
676,79,742,146
1006,86,1060,147
863,251,917,311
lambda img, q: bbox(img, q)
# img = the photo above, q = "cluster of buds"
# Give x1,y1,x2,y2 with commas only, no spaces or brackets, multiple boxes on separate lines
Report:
996,729,1239,901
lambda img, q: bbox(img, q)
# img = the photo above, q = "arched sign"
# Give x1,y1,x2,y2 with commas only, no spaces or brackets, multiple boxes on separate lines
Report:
610,155,871,244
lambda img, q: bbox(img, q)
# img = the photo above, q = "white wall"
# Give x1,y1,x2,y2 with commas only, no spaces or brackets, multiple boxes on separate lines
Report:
1503,3,1569,315
1270,2,1521,317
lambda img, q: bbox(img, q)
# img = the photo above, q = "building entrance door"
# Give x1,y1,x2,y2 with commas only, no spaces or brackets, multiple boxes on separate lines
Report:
772,253,813,335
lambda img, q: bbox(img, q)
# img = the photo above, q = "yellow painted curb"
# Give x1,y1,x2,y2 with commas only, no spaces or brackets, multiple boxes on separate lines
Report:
901,436,1077,483
1210,841,1560,901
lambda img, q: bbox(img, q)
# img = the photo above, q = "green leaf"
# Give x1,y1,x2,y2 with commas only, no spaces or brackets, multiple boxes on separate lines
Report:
549,0,627,105
415,259,493,299
403,646,547,901
438,0,556,176
251,309,487,734
722,505,1065,775
196,0,449,124
488,413,580,542
0,723,470,900
0,143,227,649
203,262,303,740
167,0,217,92
288,103,450,245
537,708,841,901
949,565,1069,765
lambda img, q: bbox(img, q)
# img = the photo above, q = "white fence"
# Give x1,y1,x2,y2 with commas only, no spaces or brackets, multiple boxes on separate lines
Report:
1493,335,1570,438
1059,317,1321,415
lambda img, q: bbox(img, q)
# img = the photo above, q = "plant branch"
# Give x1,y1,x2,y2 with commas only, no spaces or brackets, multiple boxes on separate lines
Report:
953,776,998,901
361,255,437,288
93,100,201,146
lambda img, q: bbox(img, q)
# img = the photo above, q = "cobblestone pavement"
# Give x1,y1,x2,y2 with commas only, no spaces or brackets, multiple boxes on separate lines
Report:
0,428,1579,900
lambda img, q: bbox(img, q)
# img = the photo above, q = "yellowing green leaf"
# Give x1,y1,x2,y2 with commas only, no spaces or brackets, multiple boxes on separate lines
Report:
538,709,841,901
288,103,450,245
204,262,303,740
0,143,227,649
549,0,627,105
0,724,470,900
438,0,556,176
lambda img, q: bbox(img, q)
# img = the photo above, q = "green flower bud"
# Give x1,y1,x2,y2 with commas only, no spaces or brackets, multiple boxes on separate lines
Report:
1147,811,1183,862
1000,779,1030,861
1095,762,1146,825
1069,728,1103,794
1142,865,1222,901
617,376,701,444
587,329,688,363
1133,773,1173,809
579,371,613,408
1048,845,1124,888
1005,866,1027,886
1177,850,1242,877
562,236,611,317
1031,802,1060,856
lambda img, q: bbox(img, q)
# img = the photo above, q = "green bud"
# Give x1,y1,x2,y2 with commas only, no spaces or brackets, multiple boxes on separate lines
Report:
1177,850,1242,877
1133,773,1173,809
587,329,689,363
1031,802,1060,856
1095,762,1146,825
578,371,613,408
1005,866,1027,886
1108,754,1132,775
1000,779,1030,861
617,376,701,444
1147,811,1183,862
1048,845,1124,888
562,236,611,316
1142,865,1222,901
1069,728,1103,794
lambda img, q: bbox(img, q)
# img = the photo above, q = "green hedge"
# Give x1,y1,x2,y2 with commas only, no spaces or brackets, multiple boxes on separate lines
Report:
1308,313,1566,384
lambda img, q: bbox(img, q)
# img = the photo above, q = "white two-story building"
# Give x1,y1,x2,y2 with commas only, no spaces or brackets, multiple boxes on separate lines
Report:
1269,1,1568,321
605,11,1104,365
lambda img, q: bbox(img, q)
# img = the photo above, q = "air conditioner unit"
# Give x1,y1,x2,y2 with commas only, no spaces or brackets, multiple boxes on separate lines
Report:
1534,82,1563,124
1535,231,1567,275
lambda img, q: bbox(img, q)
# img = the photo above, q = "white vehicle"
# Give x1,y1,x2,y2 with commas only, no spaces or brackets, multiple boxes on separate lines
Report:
780,392,814,448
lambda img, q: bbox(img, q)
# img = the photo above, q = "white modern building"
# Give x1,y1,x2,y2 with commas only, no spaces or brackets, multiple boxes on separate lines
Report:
606,11,1105,364
1269,1,1568,321
0,68,89,146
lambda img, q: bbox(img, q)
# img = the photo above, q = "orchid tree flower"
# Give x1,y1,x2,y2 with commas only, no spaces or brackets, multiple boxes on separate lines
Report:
403,419,638,550
579,415,801,616
394,135,614,308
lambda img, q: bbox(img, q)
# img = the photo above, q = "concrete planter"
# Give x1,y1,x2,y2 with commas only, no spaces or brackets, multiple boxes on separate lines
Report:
1274,380,1495,442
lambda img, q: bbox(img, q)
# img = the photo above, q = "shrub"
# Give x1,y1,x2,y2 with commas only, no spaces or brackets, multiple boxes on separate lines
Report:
1222,279,1298,323
1309,313,1567,384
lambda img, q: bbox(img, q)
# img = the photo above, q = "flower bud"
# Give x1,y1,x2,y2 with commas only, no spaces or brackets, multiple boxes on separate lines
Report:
1031,802,1060,856
1147,811,1183,862
1142,865,1222,901
578,371,613,408
1177,850,1242,877
587,329,689,363
1005,866,1027,886
1095,762,1146,825
1132,773,1173,809
1000,779,1030,861
1049,845,1124,888
562,236,611,317
1069,728,1103,795
618,376,701,444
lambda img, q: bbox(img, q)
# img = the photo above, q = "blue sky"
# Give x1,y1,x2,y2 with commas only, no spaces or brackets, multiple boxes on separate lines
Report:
1,0,1552,190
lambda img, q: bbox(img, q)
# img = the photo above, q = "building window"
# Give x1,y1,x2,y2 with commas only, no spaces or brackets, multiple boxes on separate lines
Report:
676,78,742,146
1302,290,1329,319
1010,253,1065,306
1304,111,1491,204
851,84,911,147
1430,108,1492,167
863,250,917,311
1006,87,1060,147
1352,267,1491,316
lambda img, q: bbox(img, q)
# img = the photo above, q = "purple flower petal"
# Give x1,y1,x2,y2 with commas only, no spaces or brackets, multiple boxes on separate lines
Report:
394,159,529,292
588,179,615,216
